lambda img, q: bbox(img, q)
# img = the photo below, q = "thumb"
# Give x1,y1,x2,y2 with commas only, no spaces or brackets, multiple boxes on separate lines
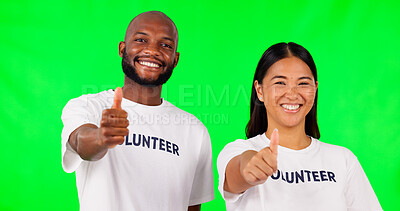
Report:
112,87,123,109
269,128,279,155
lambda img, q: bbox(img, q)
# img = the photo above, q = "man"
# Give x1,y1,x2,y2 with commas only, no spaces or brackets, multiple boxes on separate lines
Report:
61,11,214,211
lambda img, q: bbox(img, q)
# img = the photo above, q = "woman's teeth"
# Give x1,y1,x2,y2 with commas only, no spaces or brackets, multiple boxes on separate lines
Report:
282,104,300,110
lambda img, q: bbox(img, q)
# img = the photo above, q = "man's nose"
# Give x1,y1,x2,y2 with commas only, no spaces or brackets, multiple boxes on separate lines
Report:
143,43,161,56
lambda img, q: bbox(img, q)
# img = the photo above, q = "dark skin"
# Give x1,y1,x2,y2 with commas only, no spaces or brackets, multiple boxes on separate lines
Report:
67,12,200,211
119,11,180,106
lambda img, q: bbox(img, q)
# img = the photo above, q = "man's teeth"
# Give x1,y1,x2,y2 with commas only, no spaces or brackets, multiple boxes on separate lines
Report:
282,104,300,110
139,61,160,68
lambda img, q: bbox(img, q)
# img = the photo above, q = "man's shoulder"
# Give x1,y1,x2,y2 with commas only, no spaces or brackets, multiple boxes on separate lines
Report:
65,90,112,106
163,100,206,129
62,90,113,115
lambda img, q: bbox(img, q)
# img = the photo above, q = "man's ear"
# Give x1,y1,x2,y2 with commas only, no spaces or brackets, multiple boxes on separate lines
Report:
254,80,264,102
174,52,180,68
119,41,125,57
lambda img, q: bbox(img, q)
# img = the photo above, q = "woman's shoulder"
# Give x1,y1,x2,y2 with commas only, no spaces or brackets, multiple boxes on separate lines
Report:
227,134,266,149
314,138,356,159
217,134,266,169
218,134,265,156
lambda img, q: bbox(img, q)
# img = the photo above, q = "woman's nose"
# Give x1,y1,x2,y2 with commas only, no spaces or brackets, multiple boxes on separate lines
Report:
284,86,299,99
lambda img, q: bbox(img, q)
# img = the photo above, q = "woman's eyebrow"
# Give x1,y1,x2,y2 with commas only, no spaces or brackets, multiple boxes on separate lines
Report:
271,75,287,80
298,76,313,80
271,76,313,80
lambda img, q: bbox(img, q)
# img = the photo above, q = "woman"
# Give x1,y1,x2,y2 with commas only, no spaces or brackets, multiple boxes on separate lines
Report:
217,42,382,210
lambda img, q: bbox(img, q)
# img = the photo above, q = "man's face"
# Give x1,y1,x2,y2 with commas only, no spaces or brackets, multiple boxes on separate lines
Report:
120,14,179,87
122,49,175,87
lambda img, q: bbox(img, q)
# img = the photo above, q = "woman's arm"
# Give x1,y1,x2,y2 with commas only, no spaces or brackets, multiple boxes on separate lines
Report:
224,129,279,193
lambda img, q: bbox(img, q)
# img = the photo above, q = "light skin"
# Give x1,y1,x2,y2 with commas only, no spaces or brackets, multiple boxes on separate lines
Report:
224,56,318,194
67,12,200,210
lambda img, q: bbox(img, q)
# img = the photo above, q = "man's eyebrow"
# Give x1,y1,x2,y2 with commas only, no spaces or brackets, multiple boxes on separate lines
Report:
135,32,148,36
162,37,174,42
133,32,174,42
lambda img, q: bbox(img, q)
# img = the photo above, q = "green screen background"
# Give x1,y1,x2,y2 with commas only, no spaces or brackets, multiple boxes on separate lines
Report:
1,0,399,210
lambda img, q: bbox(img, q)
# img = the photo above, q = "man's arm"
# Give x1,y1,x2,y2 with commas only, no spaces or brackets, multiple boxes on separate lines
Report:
188,204,201,211
68,124,107,160
67,87,129,161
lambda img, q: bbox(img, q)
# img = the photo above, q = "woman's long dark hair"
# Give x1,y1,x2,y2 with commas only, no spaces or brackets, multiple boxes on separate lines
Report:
245,42,320,139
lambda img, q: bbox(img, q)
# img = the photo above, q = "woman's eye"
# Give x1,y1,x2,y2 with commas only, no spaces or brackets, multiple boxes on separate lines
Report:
299,82,309,85
275,81,285,85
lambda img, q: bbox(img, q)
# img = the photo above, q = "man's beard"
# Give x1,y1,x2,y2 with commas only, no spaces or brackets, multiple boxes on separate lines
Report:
122,49,174,87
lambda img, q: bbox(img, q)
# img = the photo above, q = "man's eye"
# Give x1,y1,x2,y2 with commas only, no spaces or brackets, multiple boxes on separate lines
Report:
275,82,285,85
135,38,145,42
299,82,310,85
161,43,172,49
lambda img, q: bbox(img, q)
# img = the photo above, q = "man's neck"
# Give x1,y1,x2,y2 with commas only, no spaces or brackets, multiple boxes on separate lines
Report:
122,77,163,106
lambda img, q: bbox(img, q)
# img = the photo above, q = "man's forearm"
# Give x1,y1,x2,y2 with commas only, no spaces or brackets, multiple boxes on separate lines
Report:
188,204,201,211
68,124,108,161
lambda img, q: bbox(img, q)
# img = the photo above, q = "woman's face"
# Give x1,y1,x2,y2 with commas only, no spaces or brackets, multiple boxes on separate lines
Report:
255,57,318,129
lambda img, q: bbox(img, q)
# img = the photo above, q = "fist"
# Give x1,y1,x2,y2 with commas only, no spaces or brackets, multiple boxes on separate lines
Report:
99,87,129,148
240,129,279,186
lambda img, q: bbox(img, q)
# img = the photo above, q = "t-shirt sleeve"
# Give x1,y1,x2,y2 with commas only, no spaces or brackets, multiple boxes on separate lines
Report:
61,96,102,173
216,139,254,203
344,151,383,211
188,126,215,206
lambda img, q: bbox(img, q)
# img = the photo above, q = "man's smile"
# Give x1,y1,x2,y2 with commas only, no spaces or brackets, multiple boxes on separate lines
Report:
138,60,161,68
134,57,164,71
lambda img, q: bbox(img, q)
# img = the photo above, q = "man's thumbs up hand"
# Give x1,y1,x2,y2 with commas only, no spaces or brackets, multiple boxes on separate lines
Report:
99,87,129,148
112,87,123,109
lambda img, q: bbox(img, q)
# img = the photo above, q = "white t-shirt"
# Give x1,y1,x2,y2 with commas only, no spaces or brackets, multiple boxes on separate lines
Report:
217,133,382,211
61,90,214,211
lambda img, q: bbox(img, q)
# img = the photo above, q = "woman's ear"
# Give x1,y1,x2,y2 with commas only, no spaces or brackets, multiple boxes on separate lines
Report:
254,80,264,102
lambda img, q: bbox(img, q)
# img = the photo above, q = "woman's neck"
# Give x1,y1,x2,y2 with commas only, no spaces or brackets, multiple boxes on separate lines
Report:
265,124,311,150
